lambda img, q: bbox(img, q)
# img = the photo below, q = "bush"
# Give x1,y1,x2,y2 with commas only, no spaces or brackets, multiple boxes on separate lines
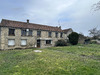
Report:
55,40,67,46
68,32,79,45
90,40,97,44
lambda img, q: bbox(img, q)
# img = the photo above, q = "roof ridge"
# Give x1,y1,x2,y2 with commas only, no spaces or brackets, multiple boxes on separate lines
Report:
63,28,72,30
2,19,60,29
0,19,62,32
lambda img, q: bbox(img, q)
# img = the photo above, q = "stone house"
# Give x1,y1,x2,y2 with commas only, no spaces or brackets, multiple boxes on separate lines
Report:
0,19,73,50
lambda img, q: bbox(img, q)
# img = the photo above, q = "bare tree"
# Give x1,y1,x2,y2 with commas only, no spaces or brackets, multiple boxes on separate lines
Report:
89,27,100,39
92,1,100,11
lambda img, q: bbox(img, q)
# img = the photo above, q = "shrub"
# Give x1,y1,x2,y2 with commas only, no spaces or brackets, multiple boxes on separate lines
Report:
68,32,79,45
55,40,67,46
90,40,97,44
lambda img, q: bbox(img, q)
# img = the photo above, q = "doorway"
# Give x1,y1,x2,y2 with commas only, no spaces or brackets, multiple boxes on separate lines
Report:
37,40,41,48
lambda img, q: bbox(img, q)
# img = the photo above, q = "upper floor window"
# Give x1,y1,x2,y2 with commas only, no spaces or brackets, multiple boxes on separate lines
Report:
28,30,32,36
21,29,27,36
21,29,32,36
48,32,52,37
55,32,58,38
37,31,41,37
9,28,15,36
60,33,63,38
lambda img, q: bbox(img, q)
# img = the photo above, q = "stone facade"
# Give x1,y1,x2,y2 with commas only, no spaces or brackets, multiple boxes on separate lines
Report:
0,27,72,50
0,19,73,50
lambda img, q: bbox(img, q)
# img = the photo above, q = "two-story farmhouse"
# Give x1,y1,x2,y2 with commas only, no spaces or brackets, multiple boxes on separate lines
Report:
0,19,73,50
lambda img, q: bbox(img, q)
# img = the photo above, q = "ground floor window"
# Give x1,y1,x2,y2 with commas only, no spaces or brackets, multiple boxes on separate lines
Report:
21,39,27,46
8,39,15,46
46,40,52,44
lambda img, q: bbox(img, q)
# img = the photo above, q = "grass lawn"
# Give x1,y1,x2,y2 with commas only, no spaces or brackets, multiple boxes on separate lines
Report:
0,44,100,75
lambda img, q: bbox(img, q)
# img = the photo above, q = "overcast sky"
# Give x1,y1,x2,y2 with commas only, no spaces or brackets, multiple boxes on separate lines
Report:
0,0,100,36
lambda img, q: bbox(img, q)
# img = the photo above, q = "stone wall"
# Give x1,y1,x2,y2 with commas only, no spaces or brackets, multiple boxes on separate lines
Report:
0,27,37,50
0,27,70,50
38,31,65,48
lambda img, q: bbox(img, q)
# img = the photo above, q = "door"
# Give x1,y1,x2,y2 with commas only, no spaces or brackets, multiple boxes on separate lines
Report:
37,40,41,48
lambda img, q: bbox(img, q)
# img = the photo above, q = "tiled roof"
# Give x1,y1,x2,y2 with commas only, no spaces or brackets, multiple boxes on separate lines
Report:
63,28,73,33
0,19,63,32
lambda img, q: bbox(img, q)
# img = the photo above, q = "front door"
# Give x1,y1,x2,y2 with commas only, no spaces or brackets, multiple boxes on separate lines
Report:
37,40,41,48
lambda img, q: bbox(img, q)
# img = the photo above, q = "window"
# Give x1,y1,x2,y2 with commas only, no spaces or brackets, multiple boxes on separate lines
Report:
60,33,63,38
46,40,52,44
9,29,15,36
21,39,27,46
37,31,41,37
48,32,52,37
55,32,58,38
21,29,27,36
21,29,32,36
28,30,32,36
8,39,15,46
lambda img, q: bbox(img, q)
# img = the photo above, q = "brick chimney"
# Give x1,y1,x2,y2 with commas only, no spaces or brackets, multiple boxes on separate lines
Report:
27,19,29,23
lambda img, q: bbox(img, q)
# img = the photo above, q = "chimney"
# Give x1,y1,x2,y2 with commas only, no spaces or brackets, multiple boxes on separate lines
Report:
27,19,29,23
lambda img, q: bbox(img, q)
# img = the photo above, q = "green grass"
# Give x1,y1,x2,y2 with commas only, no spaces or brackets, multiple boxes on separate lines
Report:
0,44,100,75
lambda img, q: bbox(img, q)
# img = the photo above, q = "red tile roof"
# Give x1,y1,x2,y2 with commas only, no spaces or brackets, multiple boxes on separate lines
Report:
0,19,63,32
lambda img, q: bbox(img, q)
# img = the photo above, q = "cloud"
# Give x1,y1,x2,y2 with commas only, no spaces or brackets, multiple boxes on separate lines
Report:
24,0,76,24
58,0,100,36
0,0,100,36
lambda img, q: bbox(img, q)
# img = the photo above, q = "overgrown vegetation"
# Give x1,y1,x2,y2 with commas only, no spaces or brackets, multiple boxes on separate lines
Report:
89,27,100,39
0,44,100,75
55,40,67,46
92,1,100,11
90,40,98,44
68,32,79,45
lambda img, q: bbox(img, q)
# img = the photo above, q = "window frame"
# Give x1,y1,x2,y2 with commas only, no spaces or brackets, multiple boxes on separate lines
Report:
55,32,58,38
28,30,33,36
8,39,15,46
8,28,15,36
48,32,52,37
21,39,27,46
21,29,27,36
46,40,52,44
37,31,41,37
60,33,63,38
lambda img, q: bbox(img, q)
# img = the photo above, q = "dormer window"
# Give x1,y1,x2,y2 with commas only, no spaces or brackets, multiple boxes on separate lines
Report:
9,28,15,36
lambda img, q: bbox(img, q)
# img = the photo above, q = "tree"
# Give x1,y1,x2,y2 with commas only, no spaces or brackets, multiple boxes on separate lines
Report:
68,32,79,45
89,27,100,39
92,1,100,11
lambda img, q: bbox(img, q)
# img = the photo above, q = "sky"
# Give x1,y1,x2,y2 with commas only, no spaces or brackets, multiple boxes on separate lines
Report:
0,0,100,36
